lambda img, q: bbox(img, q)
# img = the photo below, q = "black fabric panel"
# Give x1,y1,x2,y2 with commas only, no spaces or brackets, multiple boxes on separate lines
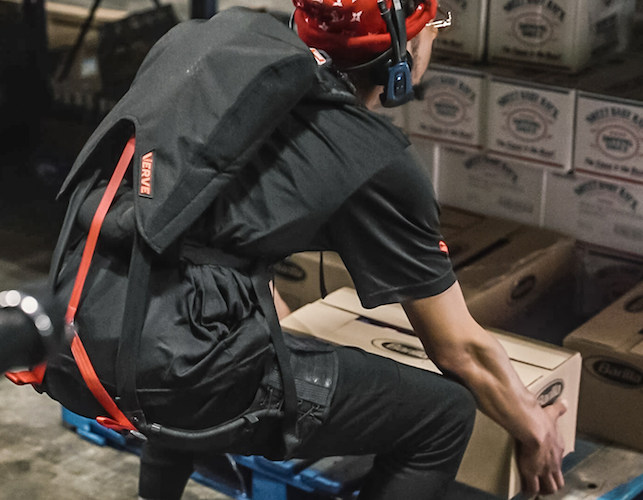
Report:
46,241,275,429
57,8,318,254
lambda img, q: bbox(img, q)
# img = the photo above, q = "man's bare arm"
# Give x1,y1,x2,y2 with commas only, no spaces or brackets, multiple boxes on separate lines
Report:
402,281,567,496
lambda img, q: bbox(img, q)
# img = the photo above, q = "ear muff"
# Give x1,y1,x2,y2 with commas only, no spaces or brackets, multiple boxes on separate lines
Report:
369,50,413,87
378,0,414,108
379,58,413,107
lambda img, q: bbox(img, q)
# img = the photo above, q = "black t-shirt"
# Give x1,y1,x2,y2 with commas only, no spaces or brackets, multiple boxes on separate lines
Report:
195,98,456,308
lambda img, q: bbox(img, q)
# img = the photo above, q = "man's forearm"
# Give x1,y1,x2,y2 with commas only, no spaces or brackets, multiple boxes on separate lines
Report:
403,281,566,495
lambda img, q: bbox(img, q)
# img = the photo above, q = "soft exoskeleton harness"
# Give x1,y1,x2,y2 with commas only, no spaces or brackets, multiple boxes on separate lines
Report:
9,7,325,451
61,136,296,450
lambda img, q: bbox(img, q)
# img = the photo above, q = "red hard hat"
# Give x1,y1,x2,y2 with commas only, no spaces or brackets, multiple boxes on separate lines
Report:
292,0,438,65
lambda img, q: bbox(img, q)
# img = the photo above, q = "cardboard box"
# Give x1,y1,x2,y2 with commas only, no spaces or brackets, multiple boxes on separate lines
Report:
439,205,523,267
408,64,487,148
436,144,547,225
432,0,489,62
574,92,643,184
452,221,576,331
563,280,643,452
486,76,576,170
543,170,643,256
574,242,643,319
487,0,636,73
512,242,643,346
282,288,581,499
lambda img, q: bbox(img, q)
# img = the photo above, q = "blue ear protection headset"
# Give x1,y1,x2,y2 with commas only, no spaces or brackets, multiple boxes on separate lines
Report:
377,0,414,107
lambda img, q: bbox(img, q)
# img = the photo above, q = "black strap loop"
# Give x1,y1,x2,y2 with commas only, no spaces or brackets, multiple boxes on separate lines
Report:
251,267,299,453
115,231,152,426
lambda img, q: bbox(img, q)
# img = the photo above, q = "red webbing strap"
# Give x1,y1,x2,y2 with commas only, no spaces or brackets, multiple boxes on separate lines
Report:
66,136,136,323
65,136,137,432
70,335,134,431
5,362,47,385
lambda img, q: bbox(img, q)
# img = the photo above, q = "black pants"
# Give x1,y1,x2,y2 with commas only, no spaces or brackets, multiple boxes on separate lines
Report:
139,344,476,500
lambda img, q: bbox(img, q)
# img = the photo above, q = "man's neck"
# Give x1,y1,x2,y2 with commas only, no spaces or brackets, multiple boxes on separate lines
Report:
345,68,383,110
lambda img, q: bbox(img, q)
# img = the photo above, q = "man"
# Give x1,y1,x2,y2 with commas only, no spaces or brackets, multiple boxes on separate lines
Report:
18,1,566,498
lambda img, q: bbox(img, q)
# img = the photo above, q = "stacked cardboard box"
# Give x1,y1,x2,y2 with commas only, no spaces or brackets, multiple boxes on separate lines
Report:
543,170,643,257
406,64,487,187
485,76,576,171
402,57,643,260
435,145,547,226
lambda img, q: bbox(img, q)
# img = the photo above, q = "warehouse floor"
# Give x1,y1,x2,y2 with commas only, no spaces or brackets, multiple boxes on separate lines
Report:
1,1,643,498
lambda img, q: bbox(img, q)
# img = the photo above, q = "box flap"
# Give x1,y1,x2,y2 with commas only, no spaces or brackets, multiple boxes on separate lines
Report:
455,228,573,291
281,301,358,336
440,206,486,235
332,320,441,373
323,287,411,331
631,340,643,357
566,281,643,352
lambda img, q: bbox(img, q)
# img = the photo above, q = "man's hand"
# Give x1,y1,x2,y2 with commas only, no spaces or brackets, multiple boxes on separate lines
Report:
516,399,567,496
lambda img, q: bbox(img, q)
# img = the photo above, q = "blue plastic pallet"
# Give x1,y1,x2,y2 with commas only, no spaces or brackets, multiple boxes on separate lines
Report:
61,408,362,499
61,408,251,499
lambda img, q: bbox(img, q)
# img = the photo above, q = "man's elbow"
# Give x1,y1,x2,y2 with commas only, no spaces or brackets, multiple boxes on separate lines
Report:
431,346,478,384
430,338,496,388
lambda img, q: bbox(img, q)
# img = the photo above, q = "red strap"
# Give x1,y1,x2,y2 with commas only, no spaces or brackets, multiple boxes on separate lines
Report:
64,136,137,432
5,362,47,385
66,137,136,324
70,334,135,431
